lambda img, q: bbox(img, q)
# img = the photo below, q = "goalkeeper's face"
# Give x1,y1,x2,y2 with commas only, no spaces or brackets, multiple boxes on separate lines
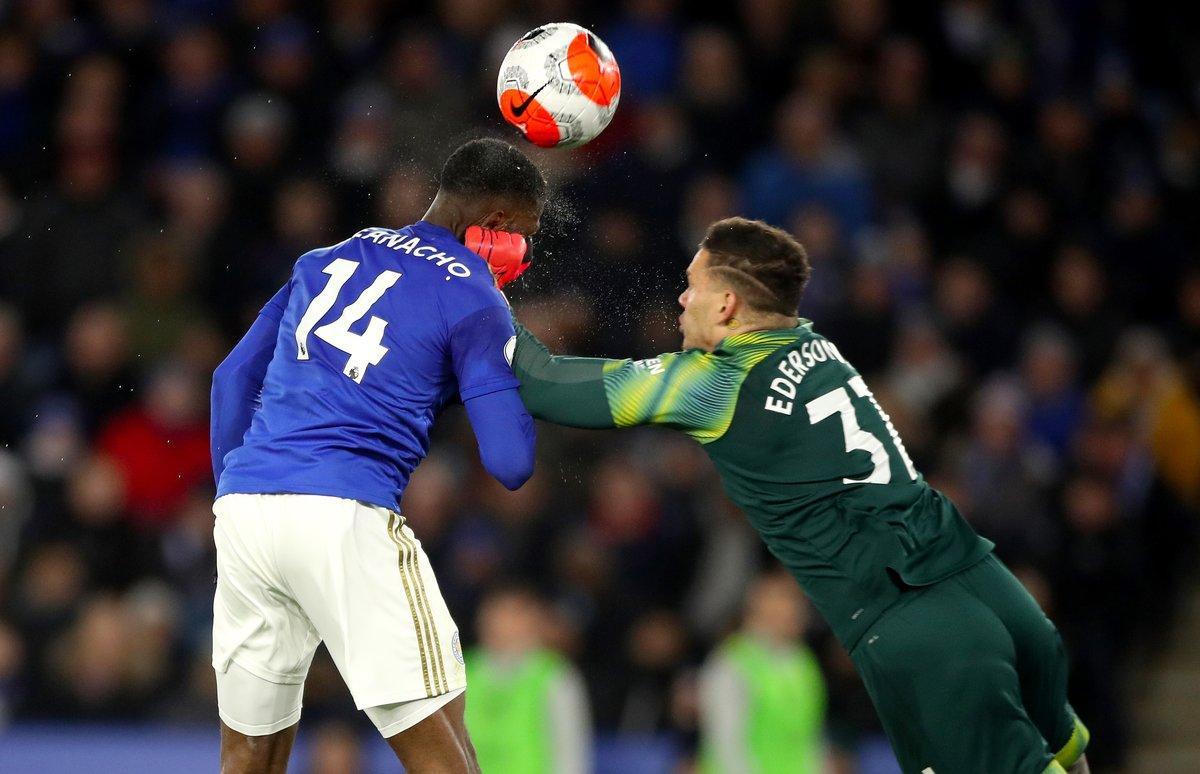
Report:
678,249,729,352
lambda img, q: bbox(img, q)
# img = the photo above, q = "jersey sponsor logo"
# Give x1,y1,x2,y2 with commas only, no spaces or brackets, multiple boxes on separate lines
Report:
353,228,472,279
763,338,848,416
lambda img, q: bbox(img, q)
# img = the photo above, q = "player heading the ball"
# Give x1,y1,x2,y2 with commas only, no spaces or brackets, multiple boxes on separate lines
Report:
210,138,546,774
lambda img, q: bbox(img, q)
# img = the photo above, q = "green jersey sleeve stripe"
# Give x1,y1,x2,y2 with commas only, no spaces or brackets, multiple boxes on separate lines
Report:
602,329,798,442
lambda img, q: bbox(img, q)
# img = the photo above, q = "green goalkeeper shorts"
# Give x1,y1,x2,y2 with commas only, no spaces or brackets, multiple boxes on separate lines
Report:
850,554,1090,774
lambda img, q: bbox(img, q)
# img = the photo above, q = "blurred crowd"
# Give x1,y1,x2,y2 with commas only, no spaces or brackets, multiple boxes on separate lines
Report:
0,0,1199,771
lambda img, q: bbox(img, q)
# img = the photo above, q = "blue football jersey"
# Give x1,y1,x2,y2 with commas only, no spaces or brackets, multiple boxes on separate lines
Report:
216,221,520,510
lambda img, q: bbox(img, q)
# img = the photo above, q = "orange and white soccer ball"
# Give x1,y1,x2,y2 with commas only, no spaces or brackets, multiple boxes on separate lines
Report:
497,23,621,148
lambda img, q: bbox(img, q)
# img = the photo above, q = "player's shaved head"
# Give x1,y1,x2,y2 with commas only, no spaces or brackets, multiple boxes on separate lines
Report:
439,137,547,207
701,217,810,315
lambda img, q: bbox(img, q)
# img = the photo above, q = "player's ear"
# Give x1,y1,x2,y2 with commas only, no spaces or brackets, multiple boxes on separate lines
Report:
478,210,508,230
716,290,739,324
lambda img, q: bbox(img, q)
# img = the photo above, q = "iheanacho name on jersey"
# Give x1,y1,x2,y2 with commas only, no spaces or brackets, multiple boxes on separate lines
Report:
353,227,474,279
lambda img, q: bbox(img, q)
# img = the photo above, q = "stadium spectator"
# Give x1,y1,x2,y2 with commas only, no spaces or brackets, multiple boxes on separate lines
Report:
97,362,209,527
465,586,592,774
743,92,873,237
855,37,944,212
699,571,826,774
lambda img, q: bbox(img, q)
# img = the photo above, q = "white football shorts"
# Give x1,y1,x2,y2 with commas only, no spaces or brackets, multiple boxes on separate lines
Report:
212,493,466,736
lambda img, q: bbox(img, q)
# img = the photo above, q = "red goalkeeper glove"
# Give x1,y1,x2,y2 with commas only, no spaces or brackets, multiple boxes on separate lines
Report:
464,226,531,289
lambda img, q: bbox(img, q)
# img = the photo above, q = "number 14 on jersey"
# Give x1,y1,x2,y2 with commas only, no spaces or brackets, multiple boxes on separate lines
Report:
296,258,401,383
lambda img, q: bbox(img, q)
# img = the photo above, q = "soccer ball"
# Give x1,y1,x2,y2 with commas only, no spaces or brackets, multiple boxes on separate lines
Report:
497,23,621,149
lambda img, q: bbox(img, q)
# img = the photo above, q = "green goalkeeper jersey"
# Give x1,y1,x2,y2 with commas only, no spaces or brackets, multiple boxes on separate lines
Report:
512,320,993,650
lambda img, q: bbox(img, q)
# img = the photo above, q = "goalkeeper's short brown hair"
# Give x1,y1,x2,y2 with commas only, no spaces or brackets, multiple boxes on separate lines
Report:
701,217,811,316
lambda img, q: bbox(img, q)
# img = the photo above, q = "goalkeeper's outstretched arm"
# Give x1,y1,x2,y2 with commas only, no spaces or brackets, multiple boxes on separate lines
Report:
510,322,625,429
511,322,729,439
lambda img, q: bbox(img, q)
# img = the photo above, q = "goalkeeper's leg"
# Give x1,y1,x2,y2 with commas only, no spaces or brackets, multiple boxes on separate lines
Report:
850,572,1067,773
952,556,1091,772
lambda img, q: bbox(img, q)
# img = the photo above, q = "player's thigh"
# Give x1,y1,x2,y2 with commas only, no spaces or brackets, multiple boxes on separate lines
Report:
851,582,1056,774
274,497,467,714
366,686,468,740
373,689,477,771
215,661,308,738
212,495,321,734
956,555,1088,764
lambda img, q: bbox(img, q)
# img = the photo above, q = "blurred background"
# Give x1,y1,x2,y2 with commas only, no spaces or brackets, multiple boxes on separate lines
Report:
0,0,1198,772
